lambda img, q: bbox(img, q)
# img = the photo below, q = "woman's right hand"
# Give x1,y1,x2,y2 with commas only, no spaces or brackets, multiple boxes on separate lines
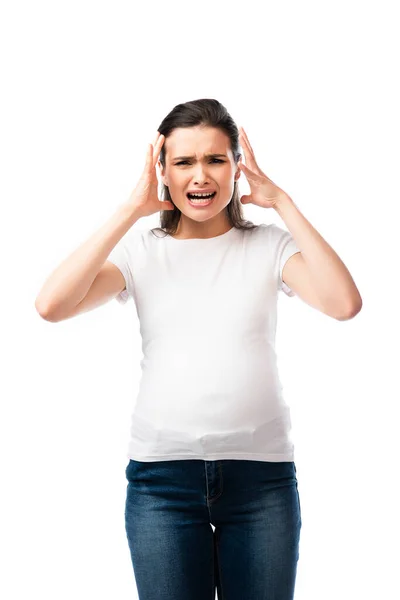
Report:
124,132,175,219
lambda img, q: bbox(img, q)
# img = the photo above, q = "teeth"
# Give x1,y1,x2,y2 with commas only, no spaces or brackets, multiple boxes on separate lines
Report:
188,192,215,198
190,199,211,204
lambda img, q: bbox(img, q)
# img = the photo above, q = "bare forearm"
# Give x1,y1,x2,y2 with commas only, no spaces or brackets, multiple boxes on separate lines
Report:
274,194,362,312
35,204,141,317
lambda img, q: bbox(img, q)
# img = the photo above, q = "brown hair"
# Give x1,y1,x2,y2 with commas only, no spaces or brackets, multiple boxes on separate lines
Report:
151,98,257,238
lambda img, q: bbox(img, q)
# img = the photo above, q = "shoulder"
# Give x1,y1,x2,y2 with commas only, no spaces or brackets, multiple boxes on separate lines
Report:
248,222,287,243
256,222,296,246
257,222,286,236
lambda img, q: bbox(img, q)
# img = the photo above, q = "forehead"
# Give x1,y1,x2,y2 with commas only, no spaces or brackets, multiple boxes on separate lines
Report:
165,126,232,158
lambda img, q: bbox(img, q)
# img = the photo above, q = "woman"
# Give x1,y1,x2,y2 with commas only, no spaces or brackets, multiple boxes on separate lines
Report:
35,98,362,600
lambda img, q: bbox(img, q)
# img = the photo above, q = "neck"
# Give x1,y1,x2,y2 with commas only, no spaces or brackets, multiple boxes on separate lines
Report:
172,215,232,240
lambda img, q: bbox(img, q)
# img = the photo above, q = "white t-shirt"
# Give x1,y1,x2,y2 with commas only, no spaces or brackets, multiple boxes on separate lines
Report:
107,223,301,462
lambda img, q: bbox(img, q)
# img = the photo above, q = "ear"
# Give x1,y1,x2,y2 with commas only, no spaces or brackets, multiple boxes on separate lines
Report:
234,158,242,182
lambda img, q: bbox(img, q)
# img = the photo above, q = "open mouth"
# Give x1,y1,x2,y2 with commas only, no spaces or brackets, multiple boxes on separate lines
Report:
186,192,217,206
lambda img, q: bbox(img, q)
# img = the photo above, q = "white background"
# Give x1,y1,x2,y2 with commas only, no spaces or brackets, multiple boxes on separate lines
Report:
2,1,398,598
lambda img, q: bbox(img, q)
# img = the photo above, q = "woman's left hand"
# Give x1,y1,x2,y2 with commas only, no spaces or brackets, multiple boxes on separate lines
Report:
238,126,289,209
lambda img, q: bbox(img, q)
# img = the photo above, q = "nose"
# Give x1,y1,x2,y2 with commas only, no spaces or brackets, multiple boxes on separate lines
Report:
192,164,210,186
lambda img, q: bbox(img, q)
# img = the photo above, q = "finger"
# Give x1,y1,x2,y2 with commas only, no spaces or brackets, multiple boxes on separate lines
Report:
149,132,161,167
239,131,256,164
239,133,250,164
238,161,261,183
239,126,255,155
152,131,161,147
152,133,165,169
239,130,261,174
145,135,161,172
142,143,152,173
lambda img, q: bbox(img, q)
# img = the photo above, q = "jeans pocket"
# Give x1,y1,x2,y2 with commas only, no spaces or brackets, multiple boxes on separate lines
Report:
295,482,302,525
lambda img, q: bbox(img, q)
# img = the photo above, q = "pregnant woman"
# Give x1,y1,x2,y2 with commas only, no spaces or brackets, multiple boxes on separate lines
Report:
35,98,362,600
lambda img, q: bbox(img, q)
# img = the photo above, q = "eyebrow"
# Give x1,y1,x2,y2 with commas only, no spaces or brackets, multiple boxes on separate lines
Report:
172,153,228,161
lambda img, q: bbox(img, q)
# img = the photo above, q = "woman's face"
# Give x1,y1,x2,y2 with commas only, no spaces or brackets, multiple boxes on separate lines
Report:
158,126,241,224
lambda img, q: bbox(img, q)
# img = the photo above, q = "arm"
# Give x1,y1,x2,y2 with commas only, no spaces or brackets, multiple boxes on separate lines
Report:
275,194,363,319
35,204,141,321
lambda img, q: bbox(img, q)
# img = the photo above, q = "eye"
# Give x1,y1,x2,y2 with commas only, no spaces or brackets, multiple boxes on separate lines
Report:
175,158,225,166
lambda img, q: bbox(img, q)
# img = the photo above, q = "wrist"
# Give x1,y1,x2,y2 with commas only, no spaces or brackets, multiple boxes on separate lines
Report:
116,202,142,223
273,193,293,214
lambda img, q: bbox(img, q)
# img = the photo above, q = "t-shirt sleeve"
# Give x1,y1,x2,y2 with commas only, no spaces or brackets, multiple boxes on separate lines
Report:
270,223,302,297
106,228,142,305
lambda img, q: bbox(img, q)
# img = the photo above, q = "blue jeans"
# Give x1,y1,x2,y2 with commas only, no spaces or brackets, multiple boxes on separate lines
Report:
124,459,302,600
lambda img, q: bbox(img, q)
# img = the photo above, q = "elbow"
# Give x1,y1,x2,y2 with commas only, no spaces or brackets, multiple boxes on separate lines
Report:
336,299,363,321
35,299,57,322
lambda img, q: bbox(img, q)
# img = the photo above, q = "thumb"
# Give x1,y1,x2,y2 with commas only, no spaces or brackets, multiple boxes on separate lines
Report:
160,201,175,211
240,194,252,204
